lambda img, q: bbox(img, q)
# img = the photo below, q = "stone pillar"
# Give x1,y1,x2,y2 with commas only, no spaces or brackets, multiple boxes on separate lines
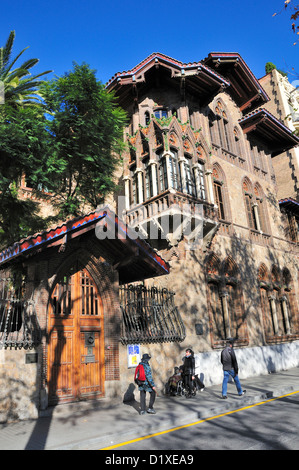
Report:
205,169,214,204
220,290,231,338
135,168,144,204
281,295,291,334
252,202,261,231
123,176,131,210
269,294,279,334
150,160,158,197
178,156,187,194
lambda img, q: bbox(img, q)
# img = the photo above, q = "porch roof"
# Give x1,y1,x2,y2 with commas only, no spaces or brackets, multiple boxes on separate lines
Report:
239,108,299,156
0,206,170,284
279,198,299,216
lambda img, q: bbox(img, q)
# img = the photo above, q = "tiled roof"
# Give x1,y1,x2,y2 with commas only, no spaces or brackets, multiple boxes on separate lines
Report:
0,207,170,279
106,51,230,88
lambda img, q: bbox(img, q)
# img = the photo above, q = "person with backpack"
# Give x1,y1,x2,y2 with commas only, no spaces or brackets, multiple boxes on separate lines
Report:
134,353,157,415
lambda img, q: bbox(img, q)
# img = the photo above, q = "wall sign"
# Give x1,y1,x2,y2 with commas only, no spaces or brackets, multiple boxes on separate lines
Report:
127,344,141,368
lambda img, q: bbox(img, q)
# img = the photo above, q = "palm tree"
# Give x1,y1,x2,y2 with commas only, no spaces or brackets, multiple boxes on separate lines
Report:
0,30,52,108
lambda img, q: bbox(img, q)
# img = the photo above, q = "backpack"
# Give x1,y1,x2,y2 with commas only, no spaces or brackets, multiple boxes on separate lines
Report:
134,363,146,385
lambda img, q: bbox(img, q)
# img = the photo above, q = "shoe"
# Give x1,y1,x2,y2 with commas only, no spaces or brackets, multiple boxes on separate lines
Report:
200,387,205,392
221,395,227,399
239,390,246,396
147,408,156,414
139,410,146,415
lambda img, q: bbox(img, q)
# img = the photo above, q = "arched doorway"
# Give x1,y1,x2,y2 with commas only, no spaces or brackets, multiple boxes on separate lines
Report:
47,264,105,404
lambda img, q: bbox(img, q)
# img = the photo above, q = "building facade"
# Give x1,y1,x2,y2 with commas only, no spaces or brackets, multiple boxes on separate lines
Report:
107,52,299,395
0,52,298,422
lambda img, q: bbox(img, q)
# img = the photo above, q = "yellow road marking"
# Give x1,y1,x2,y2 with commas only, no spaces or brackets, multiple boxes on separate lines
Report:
100,389,299,450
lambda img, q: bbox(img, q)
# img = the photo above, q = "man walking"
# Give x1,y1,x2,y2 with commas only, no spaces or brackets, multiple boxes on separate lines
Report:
221,338,246,399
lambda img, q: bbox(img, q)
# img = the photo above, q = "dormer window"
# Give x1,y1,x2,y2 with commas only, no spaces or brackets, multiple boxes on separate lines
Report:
154,108,168,119
144,111,150,126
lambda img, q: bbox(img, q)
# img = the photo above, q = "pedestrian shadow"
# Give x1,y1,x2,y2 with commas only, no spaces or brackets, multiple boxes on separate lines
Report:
123,383,140,414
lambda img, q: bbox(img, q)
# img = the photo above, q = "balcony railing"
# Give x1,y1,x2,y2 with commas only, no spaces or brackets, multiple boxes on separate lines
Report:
119,284,186,344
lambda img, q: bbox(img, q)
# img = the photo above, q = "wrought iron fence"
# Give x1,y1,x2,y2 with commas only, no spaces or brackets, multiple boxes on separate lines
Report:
119,284,186,344
0,275,41,349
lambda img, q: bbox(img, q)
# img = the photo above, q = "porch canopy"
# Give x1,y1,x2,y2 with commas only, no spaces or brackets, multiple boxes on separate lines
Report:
0,206,171,349
0,206,170,283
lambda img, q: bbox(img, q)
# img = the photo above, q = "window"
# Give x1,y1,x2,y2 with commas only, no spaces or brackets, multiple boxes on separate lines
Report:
154,109,168,119
287,213,299,242
215,101,231,152
234,127,243,156
132,173,139,205
144,111,150,126
0,274,41,349
213,181,225,220
159,154,168,192
244,193,258,230
169,151,180,191
259,264,299,341
184,157,196,196
119,284,186,344
207,254,247,346
196,163,206,200
144,160,153,199
243,179,268,233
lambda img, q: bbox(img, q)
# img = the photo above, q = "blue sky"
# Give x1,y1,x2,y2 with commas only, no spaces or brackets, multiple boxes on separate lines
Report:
0,0,298,86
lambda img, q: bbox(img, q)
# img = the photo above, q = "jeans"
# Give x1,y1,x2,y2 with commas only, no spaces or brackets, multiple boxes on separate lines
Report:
222,369,243,396
140,390,156,411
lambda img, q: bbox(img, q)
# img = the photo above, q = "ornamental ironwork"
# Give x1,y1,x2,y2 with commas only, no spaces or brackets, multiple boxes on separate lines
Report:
119,284,186,344
0,275,41,349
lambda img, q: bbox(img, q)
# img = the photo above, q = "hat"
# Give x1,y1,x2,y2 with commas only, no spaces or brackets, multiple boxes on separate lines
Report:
226,337,235,345
141,353,151,361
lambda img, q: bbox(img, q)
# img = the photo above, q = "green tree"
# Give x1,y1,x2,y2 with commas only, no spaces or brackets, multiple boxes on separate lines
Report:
0,30,51,109
0,32,53,248
0,105,54,247
265,62,287,76
40,63,127,218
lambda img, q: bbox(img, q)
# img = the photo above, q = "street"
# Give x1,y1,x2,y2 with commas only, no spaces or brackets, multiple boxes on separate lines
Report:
101,392,299,450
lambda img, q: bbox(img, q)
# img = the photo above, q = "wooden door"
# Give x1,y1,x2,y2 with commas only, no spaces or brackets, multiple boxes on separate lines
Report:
48,266,105,404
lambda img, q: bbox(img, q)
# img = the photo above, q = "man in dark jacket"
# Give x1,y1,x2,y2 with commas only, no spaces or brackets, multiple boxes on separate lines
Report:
221,338,246,399
182,348,196,398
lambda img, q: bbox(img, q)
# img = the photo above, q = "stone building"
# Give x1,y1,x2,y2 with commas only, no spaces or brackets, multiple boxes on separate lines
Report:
259,69,299,244
106,52,299,395
0,52,298,421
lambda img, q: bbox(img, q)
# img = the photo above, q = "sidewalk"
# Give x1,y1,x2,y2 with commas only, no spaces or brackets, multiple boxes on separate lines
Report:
0,367,299,450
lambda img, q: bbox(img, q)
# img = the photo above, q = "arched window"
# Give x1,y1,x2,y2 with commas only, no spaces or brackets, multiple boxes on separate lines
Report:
234,127,243,156
259,264,299,341
183,154,196,196
158,151,168,193
144,111,150,126
169,149,180,191
214,100,231,152
213,166,226,220
243,179,268,233
206,254,247,346
144,159,153,199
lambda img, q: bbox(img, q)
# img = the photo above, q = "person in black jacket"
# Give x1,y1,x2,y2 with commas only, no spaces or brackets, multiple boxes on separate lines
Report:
221,338,246,399
182,348,196,398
